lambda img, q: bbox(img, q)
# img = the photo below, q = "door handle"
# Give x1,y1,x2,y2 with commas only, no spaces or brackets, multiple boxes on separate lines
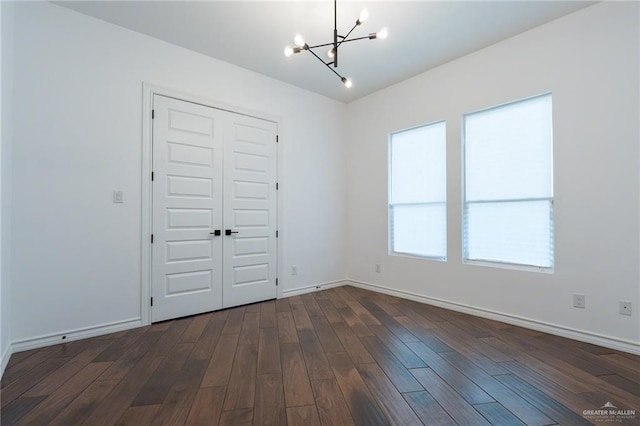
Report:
225,229,239,236
210,230,221,236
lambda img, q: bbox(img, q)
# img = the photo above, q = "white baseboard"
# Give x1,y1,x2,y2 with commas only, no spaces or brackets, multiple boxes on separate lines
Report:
347,279,640,355
1,342,13,378
10,318,142,354
281,280,347,298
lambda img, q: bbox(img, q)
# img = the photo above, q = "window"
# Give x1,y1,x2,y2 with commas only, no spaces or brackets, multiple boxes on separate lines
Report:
463,93,553,269
389,121,447,259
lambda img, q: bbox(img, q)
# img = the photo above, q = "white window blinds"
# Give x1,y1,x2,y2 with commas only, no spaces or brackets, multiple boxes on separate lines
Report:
463,94,553,269
389,121,447,259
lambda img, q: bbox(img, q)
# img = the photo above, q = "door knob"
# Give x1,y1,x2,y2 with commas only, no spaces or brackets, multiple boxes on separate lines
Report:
210,230,221,236
225,229,239,236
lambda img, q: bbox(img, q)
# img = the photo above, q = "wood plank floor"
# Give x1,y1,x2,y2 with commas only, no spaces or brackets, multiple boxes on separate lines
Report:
2,286,639,425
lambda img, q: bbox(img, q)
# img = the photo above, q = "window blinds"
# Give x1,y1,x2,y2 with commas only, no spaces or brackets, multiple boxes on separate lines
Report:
390,121,447,259
463,94,553,268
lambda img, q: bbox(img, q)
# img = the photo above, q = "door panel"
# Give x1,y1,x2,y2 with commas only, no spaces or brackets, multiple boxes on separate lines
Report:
223,115,278,308
151,95,224,322
166,175,213,198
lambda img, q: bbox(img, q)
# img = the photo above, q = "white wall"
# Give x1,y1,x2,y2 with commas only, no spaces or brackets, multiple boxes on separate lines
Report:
346,2,639,351
1,0,14,373
6,0,639,356
10,2,346,346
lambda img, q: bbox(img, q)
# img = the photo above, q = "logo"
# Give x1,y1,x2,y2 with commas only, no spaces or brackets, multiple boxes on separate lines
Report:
582,401,636,423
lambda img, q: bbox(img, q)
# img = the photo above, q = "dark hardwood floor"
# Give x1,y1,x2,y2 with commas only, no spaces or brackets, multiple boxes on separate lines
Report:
2,286,639,425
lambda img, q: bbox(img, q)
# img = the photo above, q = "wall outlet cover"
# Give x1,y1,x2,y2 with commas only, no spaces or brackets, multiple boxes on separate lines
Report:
619,301,632,316
573,293,585,309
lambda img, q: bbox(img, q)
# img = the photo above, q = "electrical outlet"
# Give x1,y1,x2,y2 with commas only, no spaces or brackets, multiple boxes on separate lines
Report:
573,293,585,309
619,301,632,316
291,266,297,276
375,263,381,273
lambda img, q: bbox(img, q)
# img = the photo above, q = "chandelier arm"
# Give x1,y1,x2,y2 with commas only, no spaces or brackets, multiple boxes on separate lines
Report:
307,41,337,50
339,35,374,43
307,47,344,80
307,34,372,51
336,23,359,49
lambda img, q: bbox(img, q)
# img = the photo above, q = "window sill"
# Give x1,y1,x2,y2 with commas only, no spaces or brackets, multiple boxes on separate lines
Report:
463,259,553,274
390,251,447,262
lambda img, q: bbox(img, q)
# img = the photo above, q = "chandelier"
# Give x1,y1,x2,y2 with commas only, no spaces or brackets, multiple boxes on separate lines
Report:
284,0,388,88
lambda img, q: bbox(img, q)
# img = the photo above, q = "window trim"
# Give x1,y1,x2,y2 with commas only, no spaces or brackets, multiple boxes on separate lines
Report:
461,93,554,272
388,119,447,261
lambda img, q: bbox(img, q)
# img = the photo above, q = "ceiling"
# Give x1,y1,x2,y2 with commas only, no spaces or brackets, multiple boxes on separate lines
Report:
56,1,597,103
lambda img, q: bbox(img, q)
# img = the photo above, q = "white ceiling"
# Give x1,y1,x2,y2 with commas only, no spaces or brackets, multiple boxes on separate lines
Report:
56,1,597,103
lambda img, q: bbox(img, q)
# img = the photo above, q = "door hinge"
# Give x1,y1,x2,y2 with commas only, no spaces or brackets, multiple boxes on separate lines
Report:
276,182,279,190
152,109,155,119
151,171,154,181
276,278,278,286
276,230,279,238
151,234,154,243
276,135,279,143
150,297,153,306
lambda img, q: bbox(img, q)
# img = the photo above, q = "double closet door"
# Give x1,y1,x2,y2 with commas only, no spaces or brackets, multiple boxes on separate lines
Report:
151,95,277,323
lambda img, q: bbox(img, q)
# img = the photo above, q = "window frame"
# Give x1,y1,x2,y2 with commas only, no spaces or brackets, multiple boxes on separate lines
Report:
388,119,447,261
461,93,554,272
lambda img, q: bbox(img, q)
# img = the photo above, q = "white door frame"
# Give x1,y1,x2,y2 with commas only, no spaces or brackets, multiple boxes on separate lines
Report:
141,83,283,325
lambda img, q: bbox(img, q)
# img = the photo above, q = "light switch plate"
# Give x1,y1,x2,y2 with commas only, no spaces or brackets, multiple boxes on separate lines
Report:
573,293,585,309
113,190,124,203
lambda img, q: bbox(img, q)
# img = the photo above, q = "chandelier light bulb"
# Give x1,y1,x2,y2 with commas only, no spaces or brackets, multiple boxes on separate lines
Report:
377,27,388,40
327,48,335,58
358,9,369,24
342,77,353,88
294,33,305,47
284,46,294,57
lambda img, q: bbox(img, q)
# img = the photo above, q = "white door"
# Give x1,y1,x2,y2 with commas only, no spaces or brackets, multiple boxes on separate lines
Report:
222,113,278,308
151,95,278,321
151,95,224,322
